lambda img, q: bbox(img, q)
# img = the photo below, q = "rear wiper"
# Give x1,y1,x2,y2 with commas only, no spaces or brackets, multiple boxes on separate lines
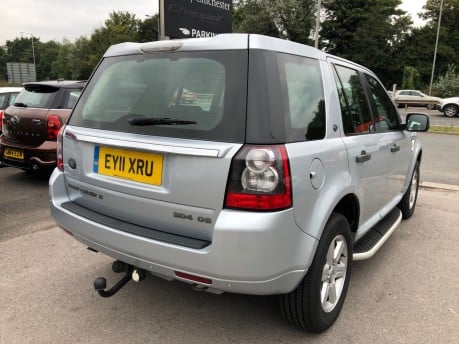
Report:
14,102,28,107
128,117,196,126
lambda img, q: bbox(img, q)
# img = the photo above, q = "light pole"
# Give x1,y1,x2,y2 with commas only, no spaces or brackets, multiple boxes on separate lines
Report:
428,0,443,95
314,0,322,49
20,32,36,81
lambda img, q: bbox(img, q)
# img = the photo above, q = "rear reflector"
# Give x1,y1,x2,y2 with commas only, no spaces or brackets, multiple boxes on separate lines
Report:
175,271,212,285
56,125,65,171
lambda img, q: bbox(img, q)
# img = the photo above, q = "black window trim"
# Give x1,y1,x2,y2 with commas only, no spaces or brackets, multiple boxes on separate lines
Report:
332,62,402,136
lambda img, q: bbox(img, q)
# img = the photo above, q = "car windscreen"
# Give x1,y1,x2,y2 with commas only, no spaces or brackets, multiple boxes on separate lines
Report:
14,85,59,108
69,50,248,143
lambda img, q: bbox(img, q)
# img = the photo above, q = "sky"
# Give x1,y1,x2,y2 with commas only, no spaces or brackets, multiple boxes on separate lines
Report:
0,0,427,46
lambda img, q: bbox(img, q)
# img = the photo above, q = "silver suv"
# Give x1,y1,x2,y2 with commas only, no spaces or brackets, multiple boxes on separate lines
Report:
49,34,429,332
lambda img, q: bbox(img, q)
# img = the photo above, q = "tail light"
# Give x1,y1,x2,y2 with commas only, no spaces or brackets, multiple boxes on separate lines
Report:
47,114,62,141
56,125,65,171
224,145,292,211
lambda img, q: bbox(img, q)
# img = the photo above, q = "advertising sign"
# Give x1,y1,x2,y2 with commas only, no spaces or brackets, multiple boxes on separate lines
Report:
6,62,36,84
163,0,232,39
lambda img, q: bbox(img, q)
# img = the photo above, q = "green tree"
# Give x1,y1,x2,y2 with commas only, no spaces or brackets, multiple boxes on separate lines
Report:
401,66,421,89
233,0,316,45
397,0,458,89
35,40,60,80
86,11,141,72
0,46,7,81
3,37,41,82
71,37,94,80
320,0,411,86
233,0,279,36
431,64,459,97
268,0,316,44
51,40,75,79
138,15,159,42
4,37,39,64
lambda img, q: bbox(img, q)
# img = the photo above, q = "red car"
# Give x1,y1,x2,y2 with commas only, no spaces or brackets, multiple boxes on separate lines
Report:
0,80,85,172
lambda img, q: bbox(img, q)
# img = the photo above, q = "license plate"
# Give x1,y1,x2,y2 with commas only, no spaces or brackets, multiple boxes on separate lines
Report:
93,146,163,185
3,147,24,160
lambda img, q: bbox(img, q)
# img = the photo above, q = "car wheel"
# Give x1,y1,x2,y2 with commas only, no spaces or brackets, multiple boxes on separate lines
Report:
399,161,419,219
443,104,459,117
279,212,352,332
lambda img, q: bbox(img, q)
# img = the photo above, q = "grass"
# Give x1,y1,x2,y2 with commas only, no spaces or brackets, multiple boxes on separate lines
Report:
429,125,459,135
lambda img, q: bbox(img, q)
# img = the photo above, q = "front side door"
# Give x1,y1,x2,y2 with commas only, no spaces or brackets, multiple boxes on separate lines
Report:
332,63,389,226
363,74,412,205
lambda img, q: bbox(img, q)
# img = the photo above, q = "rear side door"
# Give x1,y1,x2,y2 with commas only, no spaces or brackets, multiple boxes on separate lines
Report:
331,63,389,226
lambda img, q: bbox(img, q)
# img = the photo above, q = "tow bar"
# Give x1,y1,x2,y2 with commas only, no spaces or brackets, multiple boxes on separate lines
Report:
93,260,146,298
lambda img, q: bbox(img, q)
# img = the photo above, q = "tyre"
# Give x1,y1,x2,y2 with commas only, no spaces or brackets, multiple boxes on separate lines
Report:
399,161,419,219
279,213,352,332
443,104,458,117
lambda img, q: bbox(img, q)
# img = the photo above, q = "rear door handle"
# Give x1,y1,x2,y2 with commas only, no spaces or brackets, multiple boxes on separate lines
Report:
391,145,400,153
356,151,371,163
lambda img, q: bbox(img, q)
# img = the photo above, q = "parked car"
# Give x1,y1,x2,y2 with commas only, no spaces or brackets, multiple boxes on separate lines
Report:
0,87,22,166
438,96,459,117
0,86,22,135
393,89,441,109
171,88,197,104
0,80,85,172
49,34,429,332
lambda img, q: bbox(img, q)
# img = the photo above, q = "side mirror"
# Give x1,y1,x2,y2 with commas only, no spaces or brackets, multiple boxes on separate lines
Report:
406,113,430,132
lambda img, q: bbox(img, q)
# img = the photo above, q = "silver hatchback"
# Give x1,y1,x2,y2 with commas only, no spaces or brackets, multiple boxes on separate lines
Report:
50,34,429,332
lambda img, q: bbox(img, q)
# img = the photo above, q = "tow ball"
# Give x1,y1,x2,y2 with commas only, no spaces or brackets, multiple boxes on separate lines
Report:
93,260,146,298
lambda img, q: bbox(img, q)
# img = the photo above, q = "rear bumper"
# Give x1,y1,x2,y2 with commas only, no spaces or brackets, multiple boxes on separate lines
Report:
0,138,57,170
49,170,318,295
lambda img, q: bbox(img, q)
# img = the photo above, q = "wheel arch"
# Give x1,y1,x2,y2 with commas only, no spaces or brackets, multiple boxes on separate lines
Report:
332,193,360,233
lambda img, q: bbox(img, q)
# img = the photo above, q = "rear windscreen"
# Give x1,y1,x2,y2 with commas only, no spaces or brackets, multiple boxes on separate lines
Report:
14,85,58,108
69,50,248,143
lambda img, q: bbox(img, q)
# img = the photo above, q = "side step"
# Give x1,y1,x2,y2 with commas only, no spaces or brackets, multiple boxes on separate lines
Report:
353,208,402,261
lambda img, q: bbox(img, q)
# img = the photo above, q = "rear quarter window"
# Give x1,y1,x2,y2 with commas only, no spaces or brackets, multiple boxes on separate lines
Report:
281,54,325,141
246,51,325,144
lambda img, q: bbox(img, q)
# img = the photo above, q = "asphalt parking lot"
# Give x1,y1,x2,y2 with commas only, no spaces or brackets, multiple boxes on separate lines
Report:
0,187,458,344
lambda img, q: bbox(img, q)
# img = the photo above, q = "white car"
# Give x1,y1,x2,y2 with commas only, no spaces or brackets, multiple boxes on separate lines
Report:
394,89,441,110
0,87,22,166
438,96,459,117
0,87,22,133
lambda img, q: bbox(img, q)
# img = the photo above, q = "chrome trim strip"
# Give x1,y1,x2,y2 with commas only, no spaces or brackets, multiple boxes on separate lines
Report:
66,130,220,158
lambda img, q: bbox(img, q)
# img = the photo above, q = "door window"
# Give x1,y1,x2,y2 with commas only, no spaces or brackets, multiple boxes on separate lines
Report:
333,65,373,135
364,74,400,132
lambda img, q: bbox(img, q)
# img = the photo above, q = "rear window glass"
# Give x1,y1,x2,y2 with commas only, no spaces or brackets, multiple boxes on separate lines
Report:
66,90,82,109
281,54,325,140
245,50,325,144
15,86,58,108
8,92,19,106
69,50,248,143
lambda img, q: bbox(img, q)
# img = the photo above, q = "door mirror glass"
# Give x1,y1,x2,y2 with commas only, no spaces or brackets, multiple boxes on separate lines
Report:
406,113,430,132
